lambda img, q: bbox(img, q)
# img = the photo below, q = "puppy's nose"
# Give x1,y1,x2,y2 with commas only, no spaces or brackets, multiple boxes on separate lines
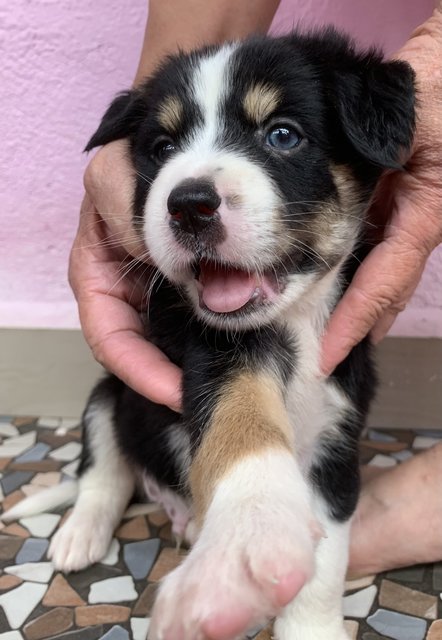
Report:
167,179,221,234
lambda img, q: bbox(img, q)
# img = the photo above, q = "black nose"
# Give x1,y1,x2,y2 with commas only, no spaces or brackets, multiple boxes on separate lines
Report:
167,179,221,234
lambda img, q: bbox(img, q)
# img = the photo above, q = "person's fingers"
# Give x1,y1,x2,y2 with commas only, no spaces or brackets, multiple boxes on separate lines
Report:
83,140,146,259
320,225,427,375
69,187,183,411
79,287,183,412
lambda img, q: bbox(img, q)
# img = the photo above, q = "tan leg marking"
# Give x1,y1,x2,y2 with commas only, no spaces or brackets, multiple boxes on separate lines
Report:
243,83,280,125
157,96,183,133
190,371,292,520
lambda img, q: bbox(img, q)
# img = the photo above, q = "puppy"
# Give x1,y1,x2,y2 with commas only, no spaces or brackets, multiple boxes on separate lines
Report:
4,28,415,640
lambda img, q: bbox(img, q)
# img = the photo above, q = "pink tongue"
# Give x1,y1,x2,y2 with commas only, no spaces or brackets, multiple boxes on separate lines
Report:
200,266,257,313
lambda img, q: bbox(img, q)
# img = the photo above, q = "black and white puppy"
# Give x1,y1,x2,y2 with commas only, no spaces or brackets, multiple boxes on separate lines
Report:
4,28,415,640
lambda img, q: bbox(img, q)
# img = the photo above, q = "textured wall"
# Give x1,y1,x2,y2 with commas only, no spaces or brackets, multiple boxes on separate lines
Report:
1,0,440,335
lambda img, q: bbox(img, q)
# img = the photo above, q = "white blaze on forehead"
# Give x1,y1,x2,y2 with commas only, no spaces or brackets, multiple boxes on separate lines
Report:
190,44,236,151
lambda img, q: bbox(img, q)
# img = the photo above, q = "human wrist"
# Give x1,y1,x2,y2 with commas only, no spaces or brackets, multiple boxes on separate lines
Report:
133,0,280,86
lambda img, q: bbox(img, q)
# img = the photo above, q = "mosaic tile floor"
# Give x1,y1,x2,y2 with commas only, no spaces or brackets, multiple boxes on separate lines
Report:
0,415,441,640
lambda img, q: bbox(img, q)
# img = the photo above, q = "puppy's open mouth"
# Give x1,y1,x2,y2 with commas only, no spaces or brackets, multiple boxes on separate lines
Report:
193,259,283,314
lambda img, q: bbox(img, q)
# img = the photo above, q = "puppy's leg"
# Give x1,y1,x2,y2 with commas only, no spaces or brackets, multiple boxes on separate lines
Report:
150,372,319,640
274,413,361,640
49,398,135,572
274,510,351,640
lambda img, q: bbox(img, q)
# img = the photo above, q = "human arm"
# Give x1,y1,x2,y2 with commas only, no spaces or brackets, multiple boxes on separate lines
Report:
70,1,281,411
321,2,442,374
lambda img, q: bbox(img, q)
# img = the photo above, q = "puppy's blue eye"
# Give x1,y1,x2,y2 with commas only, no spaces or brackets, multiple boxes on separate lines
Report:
153,137,176,163
266,126,302,151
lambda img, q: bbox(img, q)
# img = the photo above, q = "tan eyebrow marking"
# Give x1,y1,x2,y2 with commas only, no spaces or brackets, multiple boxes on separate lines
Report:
157,96,183,133
243,83,281,124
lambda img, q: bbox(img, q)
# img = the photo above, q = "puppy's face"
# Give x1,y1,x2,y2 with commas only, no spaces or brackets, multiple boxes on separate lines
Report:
87,32,415,331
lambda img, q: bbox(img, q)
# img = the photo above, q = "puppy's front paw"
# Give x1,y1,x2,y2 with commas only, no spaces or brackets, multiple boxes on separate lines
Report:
48,511,113,573
149,455,318,640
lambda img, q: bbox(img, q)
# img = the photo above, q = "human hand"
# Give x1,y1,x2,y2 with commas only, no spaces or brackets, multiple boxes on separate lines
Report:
69,140,182,412
321,7,442,374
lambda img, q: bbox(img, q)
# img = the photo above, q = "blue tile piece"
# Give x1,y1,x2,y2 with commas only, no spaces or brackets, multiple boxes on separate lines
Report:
1,471,34,495
15,442,50,463
413,429,442,438
367,609,427,640
99,626,129,640
0,415,14,422
368,430,397,443
15,537,49,563
123,538,161,580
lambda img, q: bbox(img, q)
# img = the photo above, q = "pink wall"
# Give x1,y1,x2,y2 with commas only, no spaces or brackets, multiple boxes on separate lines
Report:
1,0,440,336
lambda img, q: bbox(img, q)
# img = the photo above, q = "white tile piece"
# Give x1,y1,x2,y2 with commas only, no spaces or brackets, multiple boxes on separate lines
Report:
37,417,60,429
413,436,441,450
31,472,61,487
0,582,47,629
0,632,25,640
368,454,397,468
62,460,79,478
21,484,44,497
345,574,376,592
131,618,150,640
343,585,377,618
20,514,61,537
0,423,19,437
0,432,36,458
89,576,137,604
101,538,120,566
59,418,80,430
49,442,82,462
391,449,414,462
5,562,54,583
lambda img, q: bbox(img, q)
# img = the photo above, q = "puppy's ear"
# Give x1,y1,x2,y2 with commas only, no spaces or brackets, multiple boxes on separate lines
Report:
84,90,146,152
335,57,415,168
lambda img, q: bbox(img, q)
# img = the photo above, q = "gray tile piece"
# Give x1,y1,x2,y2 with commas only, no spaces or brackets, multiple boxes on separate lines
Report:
15,538,49,563
368,430,397,442
386,566,426,583
123,538,161,580
433,562,442,591
0,415,14,422
367,609,427,640
15,443,50,463
363,634,390,640
1,471,34,495
99,626,130,640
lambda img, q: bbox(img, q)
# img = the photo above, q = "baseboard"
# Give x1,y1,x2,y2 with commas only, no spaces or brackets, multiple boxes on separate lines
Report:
367,336,442,430
0,329,441,428
0,329,102,418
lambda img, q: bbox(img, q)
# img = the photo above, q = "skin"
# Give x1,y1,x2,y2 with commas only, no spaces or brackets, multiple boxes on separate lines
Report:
69,0,442,573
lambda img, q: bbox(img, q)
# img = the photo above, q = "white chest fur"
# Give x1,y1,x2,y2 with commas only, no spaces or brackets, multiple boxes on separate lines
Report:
280,270,351,472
